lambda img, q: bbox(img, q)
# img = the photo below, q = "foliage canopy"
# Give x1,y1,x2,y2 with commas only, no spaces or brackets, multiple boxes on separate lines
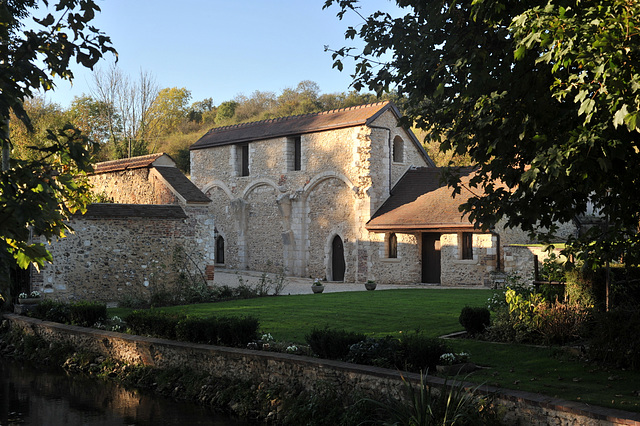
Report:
324,0,640,266
0,0,115,303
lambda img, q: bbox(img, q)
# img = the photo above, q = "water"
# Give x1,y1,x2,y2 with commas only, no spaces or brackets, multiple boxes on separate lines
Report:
0,359,251,425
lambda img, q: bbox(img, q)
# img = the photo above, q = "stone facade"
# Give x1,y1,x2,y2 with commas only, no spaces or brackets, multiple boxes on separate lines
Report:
191,104,433,282
90,167,179,205
190,102,579,286
31,154,214,303
31,207,205,303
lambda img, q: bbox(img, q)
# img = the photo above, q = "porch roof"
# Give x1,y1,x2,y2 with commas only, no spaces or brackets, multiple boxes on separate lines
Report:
367,167,482,232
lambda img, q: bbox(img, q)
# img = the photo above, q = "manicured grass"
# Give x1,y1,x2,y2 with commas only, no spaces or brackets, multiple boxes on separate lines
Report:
110,289,493,342
109,288,640,413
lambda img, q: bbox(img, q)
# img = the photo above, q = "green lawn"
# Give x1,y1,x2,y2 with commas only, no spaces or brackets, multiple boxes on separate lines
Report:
109,289,640,413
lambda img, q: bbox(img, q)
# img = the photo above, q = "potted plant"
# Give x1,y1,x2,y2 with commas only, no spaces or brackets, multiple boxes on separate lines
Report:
365,280,377,291
18,291,41,305
311,278,325,294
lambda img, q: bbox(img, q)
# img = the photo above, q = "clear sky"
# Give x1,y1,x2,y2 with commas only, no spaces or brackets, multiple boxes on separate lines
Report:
42,0,400,109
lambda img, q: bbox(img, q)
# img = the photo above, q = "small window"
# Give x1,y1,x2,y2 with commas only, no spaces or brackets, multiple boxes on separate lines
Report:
388,233,398,258
392,136,404,163
238,143,249,176
287,136,302,171
461,232,473,260
216,235,225,264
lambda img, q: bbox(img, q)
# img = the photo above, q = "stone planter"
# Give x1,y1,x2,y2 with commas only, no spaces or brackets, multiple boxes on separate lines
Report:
18,298,41,305
311,285,325,294
365,282,377,291
436,362,478,376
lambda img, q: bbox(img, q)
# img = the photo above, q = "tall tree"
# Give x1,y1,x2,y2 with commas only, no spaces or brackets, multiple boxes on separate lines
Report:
66,95,116,160
325,0,640,267
0,0,115,306
91,65,158,158
147,87,192,142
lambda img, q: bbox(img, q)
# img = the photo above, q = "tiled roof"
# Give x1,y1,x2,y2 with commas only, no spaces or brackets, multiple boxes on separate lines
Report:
154,166,211,204
367,167,480,231
92,153,167,174
78,203,187,219
190,101,398,150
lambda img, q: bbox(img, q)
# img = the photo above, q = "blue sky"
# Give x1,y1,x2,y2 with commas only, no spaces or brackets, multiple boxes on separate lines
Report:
43,0,400,109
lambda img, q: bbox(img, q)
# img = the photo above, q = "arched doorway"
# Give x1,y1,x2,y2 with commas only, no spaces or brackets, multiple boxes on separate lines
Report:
215,235,225,265
331,235,345,281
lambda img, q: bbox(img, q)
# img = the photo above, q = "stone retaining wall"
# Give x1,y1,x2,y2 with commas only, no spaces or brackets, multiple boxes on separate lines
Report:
4,314,638,426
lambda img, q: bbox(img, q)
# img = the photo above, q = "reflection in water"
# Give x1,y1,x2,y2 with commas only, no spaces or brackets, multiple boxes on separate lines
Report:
0,359,250,425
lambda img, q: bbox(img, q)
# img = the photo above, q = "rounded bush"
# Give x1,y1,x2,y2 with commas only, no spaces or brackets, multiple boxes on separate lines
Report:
459,306,491,335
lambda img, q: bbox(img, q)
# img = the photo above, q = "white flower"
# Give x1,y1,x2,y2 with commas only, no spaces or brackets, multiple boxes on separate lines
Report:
18,293,28,299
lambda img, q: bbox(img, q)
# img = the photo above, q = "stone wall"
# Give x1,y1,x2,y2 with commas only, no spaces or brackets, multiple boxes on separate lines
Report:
4,314,636,426
368,232,422,284
32,209,211,304
440,233,499,286
89,168,178,205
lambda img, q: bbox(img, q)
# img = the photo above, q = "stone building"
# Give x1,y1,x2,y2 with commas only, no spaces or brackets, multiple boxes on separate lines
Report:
31,153,215,302
190,101,578,286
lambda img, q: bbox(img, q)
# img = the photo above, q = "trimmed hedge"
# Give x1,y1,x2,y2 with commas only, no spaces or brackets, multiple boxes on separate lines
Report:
305,328,366,360
30,300,107,327
176,316,259,346
124,310,259,347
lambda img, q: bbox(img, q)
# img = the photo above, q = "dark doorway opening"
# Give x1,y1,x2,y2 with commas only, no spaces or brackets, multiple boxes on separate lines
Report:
216,235,225,264
421,233,441,284
331,235,345,281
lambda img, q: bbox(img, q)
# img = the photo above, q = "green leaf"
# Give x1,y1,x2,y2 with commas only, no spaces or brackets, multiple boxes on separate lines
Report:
613,104,628,128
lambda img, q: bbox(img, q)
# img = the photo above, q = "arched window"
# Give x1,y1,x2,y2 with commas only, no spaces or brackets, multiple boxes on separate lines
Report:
392,136,404,163
216,235,225,264
388,232,398,258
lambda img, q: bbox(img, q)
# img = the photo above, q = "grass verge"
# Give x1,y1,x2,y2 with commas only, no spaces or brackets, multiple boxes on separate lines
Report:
109,288,640,413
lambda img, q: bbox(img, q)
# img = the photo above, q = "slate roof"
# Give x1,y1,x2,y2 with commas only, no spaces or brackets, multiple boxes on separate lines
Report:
92,153,166,174
78,203,188,219
154,166,211,204
367,167,481,232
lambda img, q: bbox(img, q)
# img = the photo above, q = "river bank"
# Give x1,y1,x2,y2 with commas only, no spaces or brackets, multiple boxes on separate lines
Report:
0,320,379,424
4,314,639,425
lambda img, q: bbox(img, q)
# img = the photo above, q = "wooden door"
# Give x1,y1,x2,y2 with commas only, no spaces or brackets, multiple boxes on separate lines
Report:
331,235,345,281
421,233,441,284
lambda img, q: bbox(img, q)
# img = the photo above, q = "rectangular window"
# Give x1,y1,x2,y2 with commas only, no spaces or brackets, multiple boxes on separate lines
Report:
388,233,398,258
286,136,302,171
293,136,301,171
461,232,473,260
240,143,249,176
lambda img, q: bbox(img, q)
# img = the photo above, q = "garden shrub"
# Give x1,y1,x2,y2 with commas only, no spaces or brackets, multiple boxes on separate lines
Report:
176,316,219,344
397,333,450,371
124,310,186,339
458,306,491,335
346,336,400,368
69,301,107,327
305,328,366,360
588,308,640,369
30,300,71,324
537,300,591,345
